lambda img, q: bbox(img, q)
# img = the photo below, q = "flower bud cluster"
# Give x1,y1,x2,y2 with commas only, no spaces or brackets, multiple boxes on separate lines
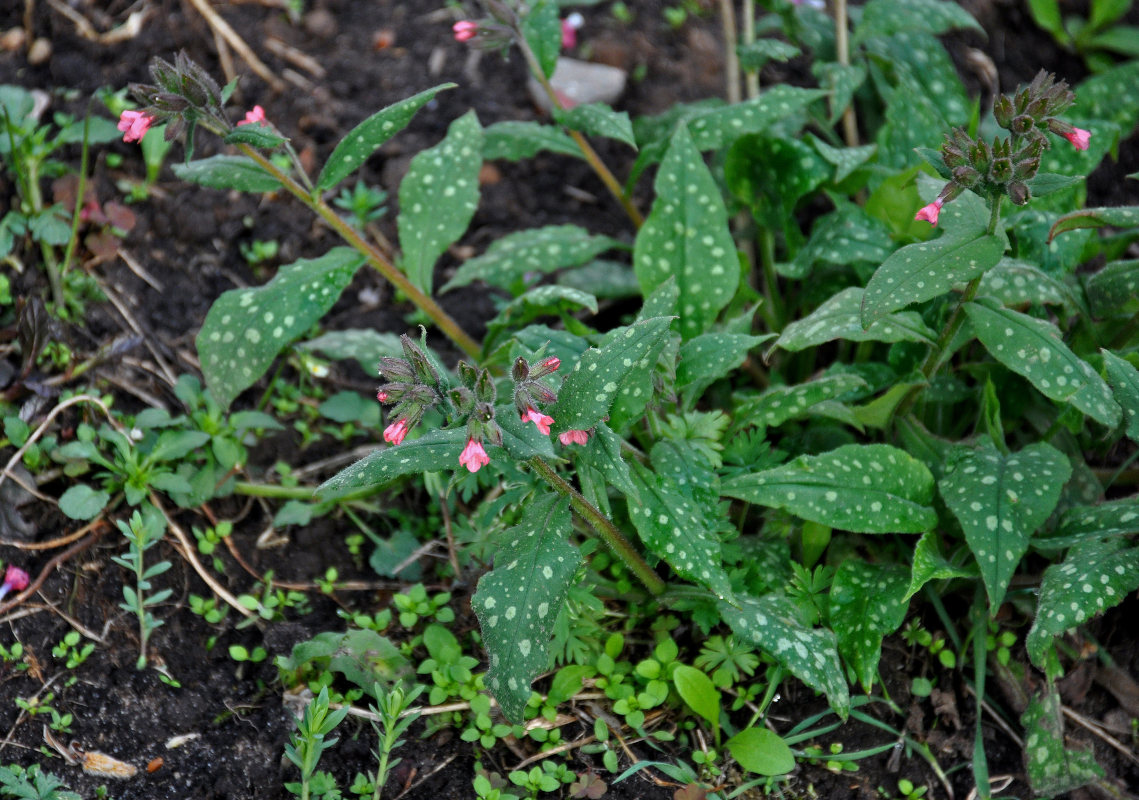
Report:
376,334,448,445
127,51,228,143
916,71,1091,227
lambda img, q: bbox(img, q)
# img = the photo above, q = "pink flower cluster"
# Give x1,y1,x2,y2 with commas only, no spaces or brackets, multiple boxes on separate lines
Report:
117,110,153,143
452,20,478,42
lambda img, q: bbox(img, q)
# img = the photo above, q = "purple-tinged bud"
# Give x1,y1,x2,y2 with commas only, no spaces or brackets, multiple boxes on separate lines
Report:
993,96,1013,129
512,357,530,383
1008,181,1030,205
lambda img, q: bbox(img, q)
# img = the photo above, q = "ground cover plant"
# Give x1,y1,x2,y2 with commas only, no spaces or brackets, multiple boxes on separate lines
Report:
1,0,1138,798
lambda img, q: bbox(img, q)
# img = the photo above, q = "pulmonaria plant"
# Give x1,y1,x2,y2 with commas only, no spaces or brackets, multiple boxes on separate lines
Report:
915,70,1090,226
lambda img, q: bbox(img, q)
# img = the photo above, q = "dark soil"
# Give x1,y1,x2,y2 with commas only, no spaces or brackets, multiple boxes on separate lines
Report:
1,1,1137,799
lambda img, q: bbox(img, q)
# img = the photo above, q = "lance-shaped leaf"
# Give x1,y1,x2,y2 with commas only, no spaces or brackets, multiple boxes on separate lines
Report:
552,316,673,434
577,424,638,500
496,403,556,461
171,154,281,193
487,287,598,342
861,229,1004,328
1047,206,1139,242
482,121,581,161
520,0,560,79
1026,537,1139,667
790,200,892,278
776,287,935,352
684,85,827,152
316,83,455,192
1086,260,1139,317
473,493,579,721
938,441,1070,610
975,258,1077,312
676,333,773,395
629,463,732,600
719,593,850,718
1020,691,1104,796
1101,350,1139,443
298,329,403,374
397,111,482,294
554,104,636,149
853,0,983,42
903,530,975,600
813,62,867,126
965,301,1122,427
722,444,936,533
830,561,910,692
633,125,739,340
1055,497,1139,542
197,248,365,408
444,225,620,292
734,374,868,430
316,428,468,500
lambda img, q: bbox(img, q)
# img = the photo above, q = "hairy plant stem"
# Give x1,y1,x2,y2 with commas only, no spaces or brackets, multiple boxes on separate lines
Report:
527,456,665,596
834,0,859,147
513,32,644,228
234,143,482,359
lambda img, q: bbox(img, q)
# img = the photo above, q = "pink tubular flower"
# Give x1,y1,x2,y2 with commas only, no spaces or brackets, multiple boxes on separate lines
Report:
914,198,944,226
0,565,29,602
383,418,411,445
117,109,153,143
1061,127,1091,151
558,429,590,446
521,406,554,436
376,389,389,403
238,105,266,126
459,438,490,473
452,20,478,42
561,13,583,49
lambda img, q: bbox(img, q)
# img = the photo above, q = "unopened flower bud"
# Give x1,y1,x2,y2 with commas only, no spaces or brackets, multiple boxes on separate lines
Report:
1008,181,1030,205
990,156,1013,183
512,357,530,383
529,382,558,406
529,355,561,380
951,165,980,188
993,96,1014,129
378,357,414,381
1011,114,1034,136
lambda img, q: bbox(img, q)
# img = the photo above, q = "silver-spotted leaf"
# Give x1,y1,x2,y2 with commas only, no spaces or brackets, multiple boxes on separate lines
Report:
676,333,773,394
1026,537,1139,666
444,225,620,292
811,62,867,126
776,287,935,352
977,258,1076,312
734,374,868,430
903,529,975,600
520,0,560,79
861,230,1004,328
722,444,936,533
1101,350,1139,442
719,593,850,718
1020,691,1104,796
629,463,732,600
1055,496,1139,542
197,248,365,408
298,329,402,374
1075,60,1139,132
939,441,1070,610
473,493,580,722
1086,259,1139,317
633,125,738,339
554,103,636,149
552,317,673,434
171,154,281,193
316,428,467,500
482,121,581,161
1048,206,1139,241
853,0,983,42
397,111,482,294
683,85,827,152
316,84,455,191
577,423,638,500
965,301,1122,427
830,561,910,691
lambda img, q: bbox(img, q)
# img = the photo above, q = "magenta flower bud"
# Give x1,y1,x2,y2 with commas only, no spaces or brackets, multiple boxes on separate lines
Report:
383,418,411,445
914,198,944,226
1061,127,1091,151
521,406,554,436
452,20,478,42
558,429,590,446
238,105,266,126
117,110,153,143
0,565,29,602
458,437,490,473
376,389,389,403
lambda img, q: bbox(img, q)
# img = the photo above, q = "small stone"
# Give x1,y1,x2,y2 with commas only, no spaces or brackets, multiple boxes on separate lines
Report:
528,57,627,112
0,27,26,52
27,37,51,65
303,8,337,38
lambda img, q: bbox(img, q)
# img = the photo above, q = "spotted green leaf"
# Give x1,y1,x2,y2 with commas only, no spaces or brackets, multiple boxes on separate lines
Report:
1056,497,1139,542
812,62,866,126
719,593,850,718
861,230,1004,328
853,0,983,42
734,374,868,430
964,301,1122,427
171,154,280,193
683,85,827,152
977,259,1076,312
520,0,560,79
482,121,580,161
1076,60,1139,133
496,404,557,461
577,423,638,500
939,441,1070,610
1020,690,1104,796
1086,260,1139,317
676,333,774,396
725,135,829,232
903,530,976,601
790,201,893,279
487,286,598,337
473,493,579,722
736,38,800,71
397,111,482,294
807,135,877,184
552,317,672,434
722,444,937,534
1026,537,1139,667
298,329,402,374
316,83,455,192
830,561,910,692
316,428,467,500
633,126,738,339
197,247,365,408
222,123,286,150
554,103,636,149
444,225,620,292
1102,350,1139,442
1048,206,1139,241
776,287,935,352
629,463,732,600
